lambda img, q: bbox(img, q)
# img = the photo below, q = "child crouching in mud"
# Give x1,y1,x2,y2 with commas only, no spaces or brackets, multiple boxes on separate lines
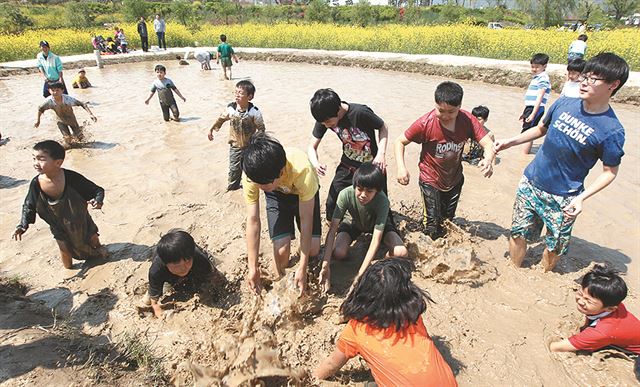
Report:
12,140,107,269
314,258,458,386
142,230,225,318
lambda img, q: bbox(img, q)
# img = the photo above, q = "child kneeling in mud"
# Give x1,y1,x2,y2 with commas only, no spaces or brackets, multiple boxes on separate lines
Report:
13,140,106,269
143,230,225,318
549,264,640,355
314,258,458,386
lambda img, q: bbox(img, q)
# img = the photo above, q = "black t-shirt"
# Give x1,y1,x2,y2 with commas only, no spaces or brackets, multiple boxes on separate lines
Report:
312,102,385,168
147,247,213,300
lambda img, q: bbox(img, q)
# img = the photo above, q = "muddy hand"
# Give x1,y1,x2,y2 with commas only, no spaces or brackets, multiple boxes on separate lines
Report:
247,269,262,295
294,266,307,296
316,164,327,177
12,227,25,241
319,266,331,294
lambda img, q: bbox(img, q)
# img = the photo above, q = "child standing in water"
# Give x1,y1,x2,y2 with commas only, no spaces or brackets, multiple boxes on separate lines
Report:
144,64,186,122
12,140,107,269
35,81,97,143
216,34,239,80
208,80,265,191
314,258,458,386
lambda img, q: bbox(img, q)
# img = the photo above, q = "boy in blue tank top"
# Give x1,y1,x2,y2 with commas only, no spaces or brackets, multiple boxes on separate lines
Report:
495,53,628,272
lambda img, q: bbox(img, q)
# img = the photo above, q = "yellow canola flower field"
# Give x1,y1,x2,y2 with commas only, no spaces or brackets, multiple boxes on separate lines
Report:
1,23,638,70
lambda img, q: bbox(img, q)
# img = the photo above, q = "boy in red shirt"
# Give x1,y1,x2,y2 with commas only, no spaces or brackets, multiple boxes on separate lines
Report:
395,81,495,240
550,264,640,355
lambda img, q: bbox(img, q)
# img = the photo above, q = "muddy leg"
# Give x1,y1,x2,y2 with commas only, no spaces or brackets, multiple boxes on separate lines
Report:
273,237,291,276
540,248,561,272
383,231,408,258
56,240,74,269
509,236,527,267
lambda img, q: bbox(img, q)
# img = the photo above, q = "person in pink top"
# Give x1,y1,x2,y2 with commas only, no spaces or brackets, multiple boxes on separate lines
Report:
550,264,640,355
395,81,495,240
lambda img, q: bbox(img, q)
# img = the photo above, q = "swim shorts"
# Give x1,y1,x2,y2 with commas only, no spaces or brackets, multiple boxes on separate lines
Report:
265,190,322,241
510,176,577,255
520,105,545,132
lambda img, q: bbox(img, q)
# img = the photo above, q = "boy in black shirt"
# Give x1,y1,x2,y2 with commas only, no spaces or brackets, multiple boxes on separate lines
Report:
144,230,222,318
308,89,389,220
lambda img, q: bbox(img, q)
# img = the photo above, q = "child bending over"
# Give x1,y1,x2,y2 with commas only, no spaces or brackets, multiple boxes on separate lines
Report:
320,162,407,293
13,140,106,269
314,258,458,386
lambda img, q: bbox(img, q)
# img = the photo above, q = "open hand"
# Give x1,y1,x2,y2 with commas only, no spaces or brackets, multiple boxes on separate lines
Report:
372,153,387,174
478,159,493,178
319,265,331,294
88,199,103,210
294,265,307,297
315,164,327,177
12,227,25,241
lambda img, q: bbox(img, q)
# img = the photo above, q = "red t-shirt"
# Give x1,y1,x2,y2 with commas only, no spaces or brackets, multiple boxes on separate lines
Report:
336,316,458,387
568,303,640,354
404,109,487,191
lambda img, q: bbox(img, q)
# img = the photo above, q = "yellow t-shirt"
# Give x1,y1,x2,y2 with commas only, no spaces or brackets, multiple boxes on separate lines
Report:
243,147,319,204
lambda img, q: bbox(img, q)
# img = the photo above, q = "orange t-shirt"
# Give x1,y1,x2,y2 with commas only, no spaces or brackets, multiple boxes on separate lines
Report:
337,316,458,387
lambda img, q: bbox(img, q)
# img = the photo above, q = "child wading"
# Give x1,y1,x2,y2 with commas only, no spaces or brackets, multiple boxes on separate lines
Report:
314,258,458,386
145,64,186,122
71,69,92,89
13,140,107,269
216,34,239,80
208,80,265,191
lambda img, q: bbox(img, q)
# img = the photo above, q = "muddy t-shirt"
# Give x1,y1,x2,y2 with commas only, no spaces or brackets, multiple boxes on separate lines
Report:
404,109,487,191
151,78,177,105
312,103,384,169
147,247,213,300
38,95,86,126
568,303,640,354
332,186,389,233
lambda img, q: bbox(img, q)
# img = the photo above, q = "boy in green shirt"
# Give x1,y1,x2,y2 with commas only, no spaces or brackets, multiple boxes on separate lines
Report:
216,34,239,80
320,162,408,293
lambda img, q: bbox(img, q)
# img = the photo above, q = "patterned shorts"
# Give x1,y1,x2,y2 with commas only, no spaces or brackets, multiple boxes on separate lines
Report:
510,176,577,255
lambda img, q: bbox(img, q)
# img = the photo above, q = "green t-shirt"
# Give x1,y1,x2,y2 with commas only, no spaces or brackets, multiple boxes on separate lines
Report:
332,186,389,233
217,42,234,58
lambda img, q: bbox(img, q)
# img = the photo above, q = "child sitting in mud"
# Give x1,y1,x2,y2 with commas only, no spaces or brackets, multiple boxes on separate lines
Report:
12,140,107,269
462,106,495,165
143,230,224,318
144,64,186,122
71,69,92,89
314,258,458,386
35,82,97,144
319,162,407,293
549,264,640,355
208,80,265,191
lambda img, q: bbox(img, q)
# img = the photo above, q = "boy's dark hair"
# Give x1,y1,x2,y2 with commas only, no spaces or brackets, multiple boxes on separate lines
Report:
34,140,65,161
156,229,196,265
583,52,629,96
353,162,384,192
530,53,550,65
341,258,434,331
471,105,490,121
236,80,256,97
310,88,341,122
567,58,586,73
581,264,627,307
242,133,286,184
220,34,227,42
49,82,65,90
578,34,588,41
154,64,166,73
434,81,464,107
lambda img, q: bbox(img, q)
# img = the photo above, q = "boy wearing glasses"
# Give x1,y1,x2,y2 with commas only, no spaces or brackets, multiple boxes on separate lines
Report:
495,53,628,272
242,134,321,296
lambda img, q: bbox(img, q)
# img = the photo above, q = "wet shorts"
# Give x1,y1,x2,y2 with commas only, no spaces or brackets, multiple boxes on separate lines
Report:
265,190,322,241
220,57,233,68
521,105,545,132
337,214,398,241
510,176,577,255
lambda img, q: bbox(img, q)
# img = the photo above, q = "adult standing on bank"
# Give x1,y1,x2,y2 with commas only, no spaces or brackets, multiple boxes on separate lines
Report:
37,40,67,98
137,16,149,52
154,15,166,50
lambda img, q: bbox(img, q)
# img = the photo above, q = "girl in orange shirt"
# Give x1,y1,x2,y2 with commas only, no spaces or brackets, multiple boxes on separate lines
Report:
314,258,458,386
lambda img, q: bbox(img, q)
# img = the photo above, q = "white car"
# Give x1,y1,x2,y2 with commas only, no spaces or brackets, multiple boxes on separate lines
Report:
488,22,504,29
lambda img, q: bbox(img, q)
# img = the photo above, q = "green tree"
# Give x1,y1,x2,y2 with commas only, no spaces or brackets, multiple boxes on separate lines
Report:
0,3,34,34
517,0,576,27
352,0,373,26
123,0,150,22
172,0,195,26
65,1,98,28
605,0,639,20
305,0,331,22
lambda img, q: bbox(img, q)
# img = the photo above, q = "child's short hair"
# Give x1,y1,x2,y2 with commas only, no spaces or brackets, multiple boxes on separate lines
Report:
236,80,256,97
578,34,588,41
34,140,65,161
78,69,86,74
154,64,166,73
581,264,627,307
340,258,434,331
220,34,227,42
156,229,196,265
310,88,341,122
352,162,384,192
530,53,550,65
471,105,490,121
49,82,65,90
434,81,464,107
567,58,586,73
583,52,629,96
242,133,286,184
